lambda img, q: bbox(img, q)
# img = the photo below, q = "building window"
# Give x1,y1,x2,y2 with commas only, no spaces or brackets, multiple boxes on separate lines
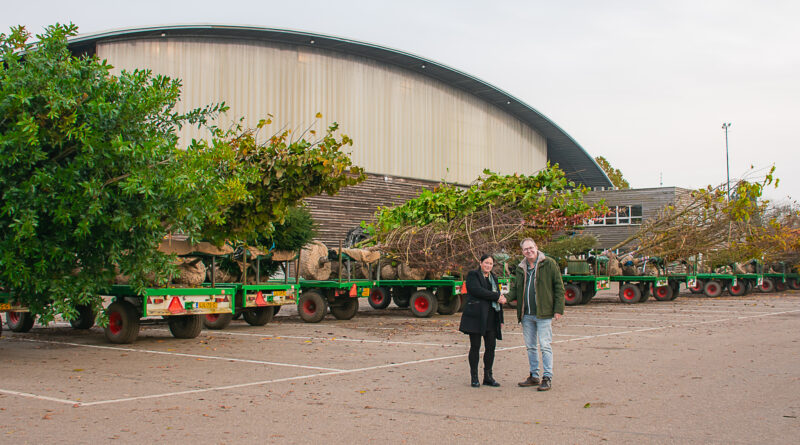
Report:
587,205,643,226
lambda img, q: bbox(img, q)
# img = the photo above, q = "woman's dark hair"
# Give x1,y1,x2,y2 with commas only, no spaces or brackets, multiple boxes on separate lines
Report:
479,254,494,263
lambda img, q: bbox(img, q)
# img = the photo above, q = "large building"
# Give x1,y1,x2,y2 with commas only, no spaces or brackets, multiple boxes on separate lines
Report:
69,24,613,244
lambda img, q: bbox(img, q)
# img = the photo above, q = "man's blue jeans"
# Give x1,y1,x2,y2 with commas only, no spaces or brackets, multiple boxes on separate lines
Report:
522,315,553,379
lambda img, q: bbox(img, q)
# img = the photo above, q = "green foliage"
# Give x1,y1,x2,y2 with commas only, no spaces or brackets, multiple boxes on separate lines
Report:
0,24,244,323
201,117,365,244
594,156,630,189
259,206,317,252
368,164,604,242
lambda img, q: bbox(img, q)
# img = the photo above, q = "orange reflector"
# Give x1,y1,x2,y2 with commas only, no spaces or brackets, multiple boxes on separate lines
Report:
255,291,267,306
168,297,184,314
459,282,467,294
349,284,357,297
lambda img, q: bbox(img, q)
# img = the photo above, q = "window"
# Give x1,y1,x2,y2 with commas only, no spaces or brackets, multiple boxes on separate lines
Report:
586,205,643,226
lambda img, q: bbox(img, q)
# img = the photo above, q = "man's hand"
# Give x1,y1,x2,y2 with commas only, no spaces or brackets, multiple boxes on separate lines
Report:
554,313,563,321
498,295,507,305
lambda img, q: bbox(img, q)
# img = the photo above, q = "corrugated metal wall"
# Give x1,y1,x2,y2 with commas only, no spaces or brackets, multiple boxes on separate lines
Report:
98,37,547,184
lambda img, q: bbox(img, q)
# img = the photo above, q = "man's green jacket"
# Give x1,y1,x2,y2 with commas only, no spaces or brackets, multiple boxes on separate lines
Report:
507,252,565,322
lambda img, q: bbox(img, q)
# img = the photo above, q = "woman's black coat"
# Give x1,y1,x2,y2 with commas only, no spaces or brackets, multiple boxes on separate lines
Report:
458,269,504,340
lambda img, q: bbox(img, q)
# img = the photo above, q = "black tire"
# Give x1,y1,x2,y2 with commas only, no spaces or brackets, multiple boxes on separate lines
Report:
639,283,651,303
759,278,775,293
652,284,673,301
410,290,438,317
436,287,459,315
330,298,359,320
670,281,681,300
689,279,705,294
6,311,35,333
104,301,140,344
788,278,800,290
564,284,582,306
70,304,96,329
168,315,203,339
775,280,788,292
580,287,595,305
728,281,747,297
298,291,327,323
367,287,391,310
391,287,411,308
457,294,467,312
703,280,723,298
619,283,641,304
243,307,275,326
203,312,234,329
273,305,281,316
744,280,754,295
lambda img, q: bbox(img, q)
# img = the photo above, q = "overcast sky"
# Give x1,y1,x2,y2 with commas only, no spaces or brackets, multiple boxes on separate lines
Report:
5,0,799,202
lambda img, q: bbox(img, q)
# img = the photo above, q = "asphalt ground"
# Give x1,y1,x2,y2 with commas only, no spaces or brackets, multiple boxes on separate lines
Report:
1,288,799,444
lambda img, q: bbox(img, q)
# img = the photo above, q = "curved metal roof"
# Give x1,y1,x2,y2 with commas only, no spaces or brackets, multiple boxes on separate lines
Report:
69,24,612,188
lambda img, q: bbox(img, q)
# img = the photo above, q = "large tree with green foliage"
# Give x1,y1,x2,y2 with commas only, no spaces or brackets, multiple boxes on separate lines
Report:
0,24,364,323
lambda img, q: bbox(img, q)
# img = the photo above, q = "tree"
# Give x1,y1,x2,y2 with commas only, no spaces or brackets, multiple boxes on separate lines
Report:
595,156,630,189
0,24,365,323
367,164,606,272
0,24,240,323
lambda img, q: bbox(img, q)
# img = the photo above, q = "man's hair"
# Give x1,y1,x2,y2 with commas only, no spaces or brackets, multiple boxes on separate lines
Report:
520,238,537,248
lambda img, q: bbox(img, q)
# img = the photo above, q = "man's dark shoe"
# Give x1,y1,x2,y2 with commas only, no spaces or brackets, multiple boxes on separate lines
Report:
537,376,552,391
518,374,540,387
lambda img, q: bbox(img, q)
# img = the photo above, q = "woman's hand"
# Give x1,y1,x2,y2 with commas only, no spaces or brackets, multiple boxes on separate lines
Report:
498,295,507,305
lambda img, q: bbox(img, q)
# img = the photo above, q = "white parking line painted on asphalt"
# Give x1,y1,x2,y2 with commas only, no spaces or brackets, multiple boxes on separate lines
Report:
15,338,344,372
6,308,800,407
196,329,462,348
559,323,670,329
0,388,79,406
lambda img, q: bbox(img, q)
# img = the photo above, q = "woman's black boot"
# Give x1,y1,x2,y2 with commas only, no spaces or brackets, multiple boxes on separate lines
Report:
471,370,480,388
483,370,501,387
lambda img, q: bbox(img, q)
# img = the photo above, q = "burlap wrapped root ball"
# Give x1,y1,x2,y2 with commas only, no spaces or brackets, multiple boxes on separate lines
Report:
379,264,397,279
300,241,332,280
173,258,207,286
398,263,426,280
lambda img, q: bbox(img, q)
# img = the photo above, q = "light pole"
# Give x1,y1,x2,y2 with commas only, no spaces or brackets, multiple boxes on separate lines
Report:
722,122,731,201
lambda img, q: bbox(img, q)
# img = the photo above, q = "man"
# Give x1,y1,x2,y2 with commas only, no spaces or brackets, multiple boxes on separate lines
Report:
506,238,565,391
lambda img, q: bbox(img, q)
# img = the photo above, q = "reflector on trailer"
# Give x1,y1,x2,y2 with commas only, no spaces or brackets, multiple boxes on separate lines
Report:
255,291,267,306
349,284,357,297
168,297,185,314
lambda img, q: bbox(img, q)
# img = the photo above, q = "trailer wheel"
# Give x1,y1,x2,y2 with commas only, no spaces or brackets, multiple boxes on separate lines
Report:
759,278,775,293
670,281,681,300
619,283,641,304
168,315,203,339
689,279,704,294
639,284,651,303
457,294,468,312
775,281,787,292
564,284,582,306
367,287,391,310
580,288,595,305
6,311,35,333
330,298,359,320
652,285,673,301
391,287,411,308
788,278,800,290
728,281,747,297
243,307,275,326
703,280,723,297
203,313,234,329
104,301,140,344
436,287,459,315
69,304,96,329
744,280,754,295
410,290,438,318
298,291,327,323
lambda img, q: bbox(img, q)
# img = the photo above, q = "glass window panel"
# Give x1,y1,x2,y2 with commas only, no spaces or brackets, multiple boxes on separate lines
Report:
631,205,643,217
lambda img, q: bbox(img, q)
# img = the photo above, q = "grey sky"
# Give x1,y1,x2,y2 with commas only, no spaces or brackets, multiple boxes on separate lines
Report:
5,0,799,201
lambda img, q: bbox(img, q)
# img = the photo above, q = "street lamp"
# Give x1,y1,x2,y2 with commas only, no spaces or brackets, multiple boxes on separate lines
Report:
722,122,731,201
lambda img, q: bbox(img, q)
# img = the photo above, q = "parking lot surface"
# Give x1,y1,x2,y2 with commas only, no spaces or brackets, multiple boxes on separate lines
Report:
2,289,799,444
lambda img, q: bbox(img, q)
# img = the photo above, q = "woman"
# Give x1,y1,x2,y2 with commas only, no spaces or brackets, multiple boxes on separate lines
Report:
459,254,506,387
